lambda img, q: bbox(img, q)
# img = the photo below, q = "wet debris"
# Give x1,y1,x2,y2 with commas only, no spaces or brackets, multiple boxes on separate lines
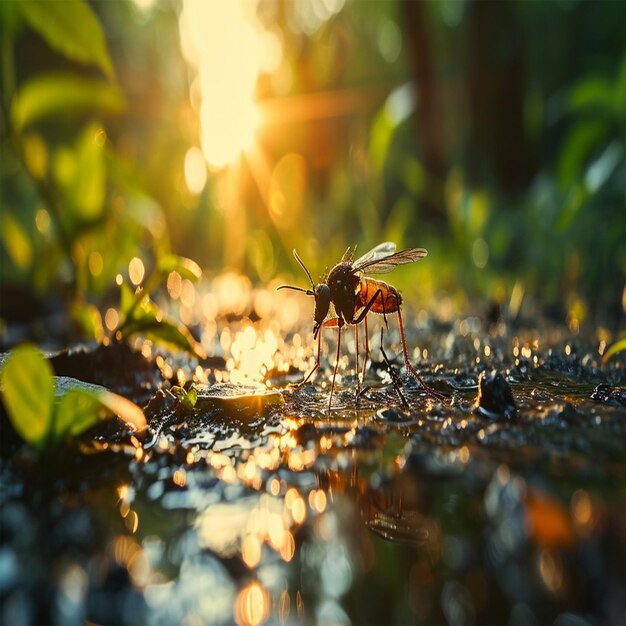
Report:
194,383,284,419
50,342,160,405
367,509,431,545
590,383,626,407
375,407,413,425
475,370,517,420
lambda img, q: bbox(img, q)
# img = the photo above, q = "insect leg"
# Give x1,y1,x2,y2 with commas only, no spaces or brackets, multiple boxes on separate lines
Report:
352,289,385,382
328,319,344,411
396,305,447,401
353,289,383,324
362,315,369,382
379,327,408,408
297,318,339,386
355,322,360,386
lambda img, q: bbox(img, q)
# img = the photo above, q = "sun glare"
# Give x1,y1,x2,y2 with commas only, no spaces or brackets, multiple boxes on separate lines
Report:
179,0,263,169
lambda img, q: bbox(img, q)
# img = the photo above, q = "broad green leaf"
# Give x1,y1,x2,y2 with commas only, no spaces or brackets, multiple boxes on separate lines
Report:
55,389,102,438
0,1,25,34
72,123,106,220
158,254,203,282
1,212,33,271
615,52,626,121
369,108,395,174
12,73,125,131
569,77,615,114
603,338,626,363
117,284,205,357
557,120,607,187
56,387,146,439
18,0,113,78
123,313,206,358
119,290,160,331
0,344,54,444
22,133,48,179
121,297,206,358
52,123,106,223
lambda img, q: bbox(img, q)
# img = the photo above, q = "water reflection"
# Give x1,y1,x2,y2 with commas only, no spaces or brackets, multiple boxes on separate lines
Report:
234,581,270,626
2,278,624,625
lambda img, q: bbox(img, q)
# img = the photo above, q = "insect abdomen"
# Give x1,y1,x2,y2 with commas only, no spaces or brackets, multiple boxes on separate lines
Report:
357,278,401,314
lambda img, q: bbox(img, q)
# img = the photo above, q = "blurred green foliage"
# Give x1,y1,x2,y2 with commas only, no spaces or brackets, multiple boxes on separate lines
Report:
0,344,145,450
1,0,624,339
115,253,205,356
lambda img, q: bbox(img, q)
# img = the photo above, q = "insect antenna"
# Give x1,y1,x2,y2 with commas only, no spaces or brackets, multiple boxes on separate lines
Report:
292,249,315,291
276,249,316,296
276,284,314,296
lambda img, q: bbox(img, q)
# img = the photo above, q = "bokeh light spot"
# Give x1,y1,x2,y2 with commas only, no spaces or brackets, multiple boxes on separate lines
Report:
128,257,145,286
184,146,207,195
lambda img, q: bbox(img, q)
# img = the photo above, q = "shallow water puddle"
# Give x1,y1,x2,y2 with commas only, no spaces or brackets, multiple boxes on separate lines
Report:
1,322,624,624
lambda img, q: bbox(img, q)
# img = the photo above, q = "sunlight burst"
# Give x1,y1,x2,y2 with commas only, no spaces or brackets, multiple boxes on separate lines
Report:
179,0,263,168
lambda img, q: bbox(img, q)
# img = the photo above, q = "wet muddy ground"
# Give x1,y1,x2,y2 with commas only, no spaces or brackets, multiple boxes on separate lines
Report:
1,311,625,625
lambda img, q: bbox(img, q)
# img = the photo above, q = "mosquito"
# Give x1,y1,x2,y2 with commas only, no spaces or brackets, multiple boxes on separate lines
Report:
277,242,446,409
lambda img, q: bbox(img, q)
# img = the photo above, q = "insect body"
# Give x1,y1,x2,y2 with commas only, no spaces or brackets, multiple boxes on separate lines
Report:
277,242,445,409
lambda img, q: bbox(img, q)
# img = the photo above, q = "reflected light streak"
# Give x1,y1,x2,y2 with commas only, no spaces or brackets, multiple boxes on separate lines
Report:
234,581,270,626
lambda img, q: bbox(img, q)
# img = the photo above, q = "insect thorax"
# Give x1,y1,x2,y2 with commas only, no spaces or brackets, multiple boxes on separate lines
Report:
327,263,358,292
327,262,359,320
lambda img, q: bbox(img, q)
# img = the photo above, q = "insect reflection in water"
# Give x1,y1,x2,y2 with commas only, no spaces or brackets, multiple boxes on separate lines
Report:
277,242,447,410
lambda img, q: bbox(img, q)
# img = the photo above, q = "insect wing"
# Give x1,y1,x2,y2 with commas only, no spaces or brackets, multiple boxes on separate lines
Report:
353,246,427,274
351,242,396,271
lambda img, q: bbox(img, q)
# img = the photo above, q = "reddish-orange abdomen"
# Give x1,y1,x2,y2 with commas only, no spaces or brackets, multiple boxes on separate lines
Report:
356,278,401,314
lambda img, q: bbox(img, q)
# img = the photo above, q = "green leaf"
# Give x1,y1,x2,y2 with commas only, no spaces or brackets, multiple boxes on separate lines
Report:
72,123,106,221
18,0,113,78
158,254,203,282
171,385,198,409
71,301,104,342
369,108,395,174
603,338,626,363
569,77,615,114
0,211,33,271
615,52,626,120
0,344,54,445
557,120,607,187
55,389,102,438
117,283,205,357
128,316,206,359
0,1,25,35
12,73,125,131
55,387,146,440
52,123,106,223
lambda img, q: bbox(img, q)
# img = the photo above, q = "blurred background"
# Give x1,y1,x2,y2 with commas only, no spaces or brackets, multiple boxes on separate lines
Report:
1,0,625,339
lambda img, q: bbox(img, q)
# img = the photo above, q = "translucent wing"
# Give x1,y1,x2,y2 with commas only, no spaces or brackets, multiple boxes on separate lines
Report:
353,245,427,274
351,242,396,270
